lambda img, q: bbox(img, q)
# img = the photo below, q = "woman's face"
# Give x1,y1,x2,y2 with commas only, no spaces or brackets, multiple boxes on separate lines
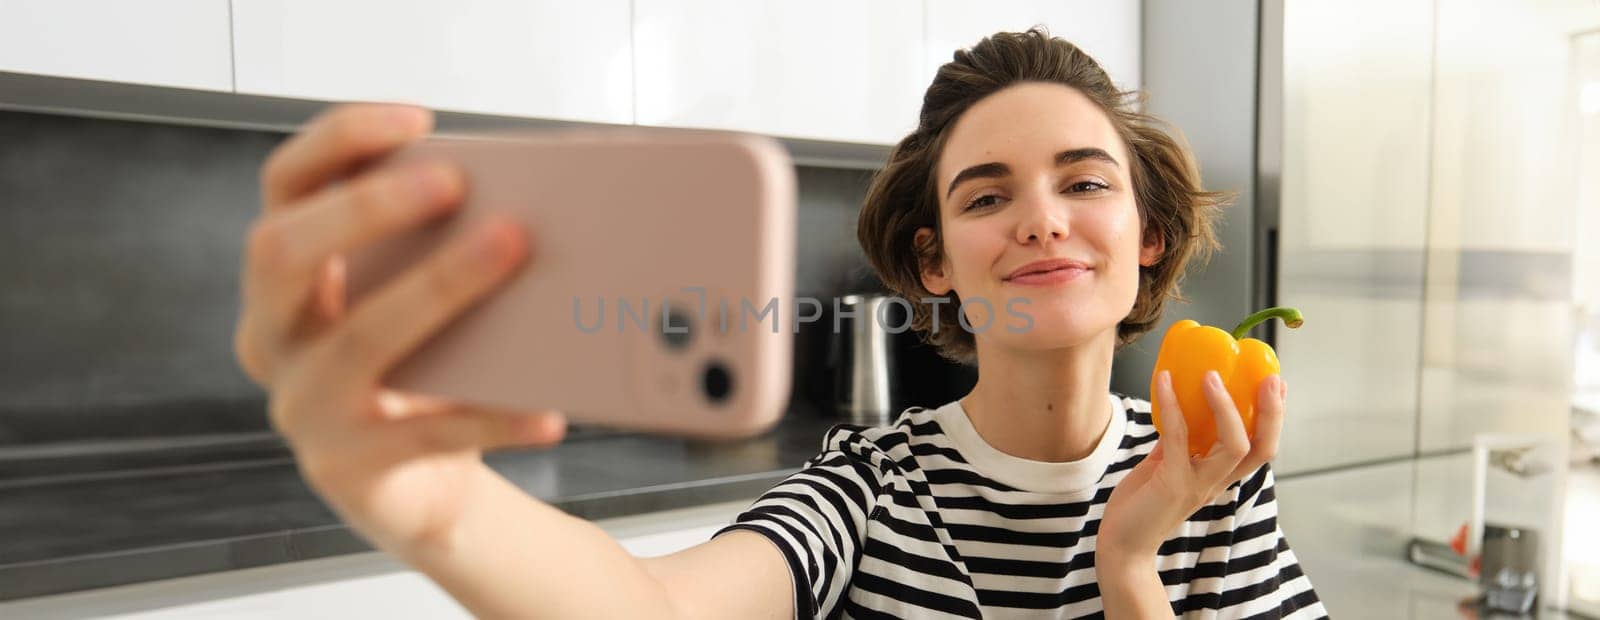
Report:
919,82,1163,354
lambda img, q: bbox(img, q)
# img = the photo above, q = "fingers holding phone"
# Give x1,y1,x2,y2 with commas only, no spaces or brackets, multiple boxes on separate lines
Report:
240,104,437,380
232,104,796,555
239,100,557,406
315,214,527,387
259,103,435,210
235,102,571,555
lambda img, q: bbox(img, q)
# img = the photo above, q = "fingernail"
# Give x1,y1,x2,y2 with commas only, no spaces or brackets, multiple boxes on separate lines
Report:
1207,370,1222,388
389,105,430,133
414,163,461,204
478,219,527,266
477,221,511,264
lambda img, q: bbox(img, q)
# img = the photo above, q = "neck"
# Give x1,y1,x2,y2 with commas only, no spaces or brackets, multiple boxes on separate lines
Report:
958,330,1117,463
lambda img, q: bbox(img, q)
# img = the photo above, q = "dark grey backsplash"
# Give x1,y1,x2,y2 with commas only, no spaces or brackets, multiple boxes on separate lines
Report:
0,111,281,445
0,109,938,453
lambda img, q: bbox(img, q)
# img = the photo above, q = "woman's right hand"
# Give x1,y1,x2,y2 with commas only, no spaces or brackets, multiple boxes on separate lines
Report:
1098,369,1284,561
232,103,569,557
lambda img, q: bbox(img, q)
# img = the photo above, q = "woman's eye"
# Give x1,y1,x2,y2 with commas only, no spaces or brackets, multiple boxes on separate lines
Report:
964,194,1002,211
1065,181,1109,194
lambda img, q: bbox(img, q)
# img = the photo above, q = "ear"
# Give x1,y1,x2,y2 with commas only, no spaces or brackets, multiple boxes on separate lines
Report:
914,227,953,295
1139,228,1165,267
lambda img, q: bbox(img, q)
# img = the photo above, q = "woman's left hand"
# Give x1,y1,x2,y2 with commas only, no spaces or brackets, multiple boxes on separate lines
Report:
1097,369,1287,562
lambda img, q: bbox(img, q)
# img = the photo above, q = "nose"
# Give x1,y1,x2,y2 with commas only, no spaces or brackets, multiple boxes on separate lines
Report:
1013,188,1068,245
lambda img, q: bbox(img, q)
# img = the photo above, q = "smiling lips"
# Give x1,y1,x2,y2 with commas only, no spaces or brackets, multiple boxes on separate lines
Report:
1003,258,1092,286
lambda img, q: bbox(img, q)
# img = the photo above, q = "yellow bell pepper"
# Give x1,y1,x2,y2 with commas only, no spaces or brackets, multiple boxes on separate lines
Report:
1149,307,1304,457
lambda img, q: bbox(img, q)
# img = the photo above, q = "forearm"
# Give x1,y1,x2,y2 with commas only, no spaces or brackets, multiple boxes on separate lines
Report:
400,465,680,619
1096,553,1176,620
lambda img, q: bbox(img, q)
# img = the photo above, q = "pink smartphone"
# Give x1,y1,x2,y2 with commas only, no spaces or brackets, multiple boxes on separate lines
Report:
342,128,796,441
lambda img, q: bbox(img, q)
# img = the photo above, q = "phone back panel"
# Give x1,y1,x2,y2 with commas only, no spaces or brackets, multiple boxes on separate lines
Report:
343,130,796,440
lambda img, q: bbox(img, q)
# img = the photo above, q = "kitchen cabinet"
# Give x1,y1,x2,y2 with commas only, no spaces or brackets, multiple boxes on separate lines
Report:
0,0,232,91
632,0,926,145
3,1,1145,148
922,0,1141,92
230,0,634,124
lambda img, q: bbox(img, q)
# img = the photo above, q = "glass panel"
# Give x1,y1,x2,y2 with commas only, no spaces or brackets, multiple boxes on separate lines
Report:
1274,0,1433,474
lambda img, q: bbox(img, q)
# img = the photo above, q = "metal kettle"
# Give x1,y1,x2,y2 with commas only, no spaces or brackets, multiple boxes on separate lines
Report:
829,294,898,426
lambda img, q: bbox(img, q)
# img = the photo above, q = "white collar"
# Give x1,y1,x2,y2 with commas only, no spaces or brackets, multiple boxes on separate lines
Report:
933,393,1125,496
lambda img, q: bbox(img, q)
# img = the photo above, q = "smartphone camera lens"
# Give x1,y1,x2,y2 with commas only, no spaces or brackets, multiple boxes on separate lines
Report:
701,359,734,405
658,304,693,351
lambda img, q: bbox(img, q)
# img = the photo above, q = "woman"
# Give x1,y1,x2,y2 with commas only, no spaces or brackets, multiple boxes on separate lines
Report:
234,29,1326,618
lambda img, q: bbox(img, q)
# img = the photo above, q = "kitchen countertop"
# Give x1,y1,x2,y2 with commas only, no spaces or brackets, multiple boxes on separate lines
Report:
1275,454,1586,619
0,406,842,601
10,399,1590,616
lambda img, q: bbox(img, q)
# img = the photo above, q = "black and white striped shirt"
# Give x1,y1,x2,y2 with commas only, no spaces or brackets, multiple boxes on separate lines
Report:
713,392,1328,619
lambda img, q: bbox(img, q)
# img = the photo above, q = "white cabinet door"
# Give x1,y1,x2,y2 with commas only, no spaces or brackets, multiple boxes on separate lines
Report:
0,0,232,91
633,0,925,145
231,0,633,124
923,0,1140,92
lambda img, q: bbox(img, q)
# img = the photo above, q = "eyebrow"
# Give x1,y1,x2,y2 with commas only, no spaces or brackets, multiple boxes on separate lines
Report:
944,148,1121,199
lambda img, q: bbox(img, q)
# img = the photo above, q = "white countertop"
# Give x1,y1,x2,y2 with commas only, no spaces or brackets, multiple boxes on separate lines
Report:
1277,455,1593,618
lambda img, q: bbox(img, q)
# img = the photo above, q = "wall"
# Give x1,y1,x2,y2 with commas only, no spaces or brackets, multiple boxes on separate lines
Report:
0,111,272,446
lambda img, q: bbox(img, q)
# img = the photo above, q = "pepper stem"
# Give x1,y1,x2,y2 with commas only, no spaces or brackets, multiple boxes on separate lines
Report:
1230,306,1305,340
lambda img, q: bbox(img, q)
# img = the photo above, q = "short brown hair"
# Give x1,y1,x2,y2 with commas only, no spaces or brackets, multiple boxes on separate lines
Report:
856,28,1227,365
